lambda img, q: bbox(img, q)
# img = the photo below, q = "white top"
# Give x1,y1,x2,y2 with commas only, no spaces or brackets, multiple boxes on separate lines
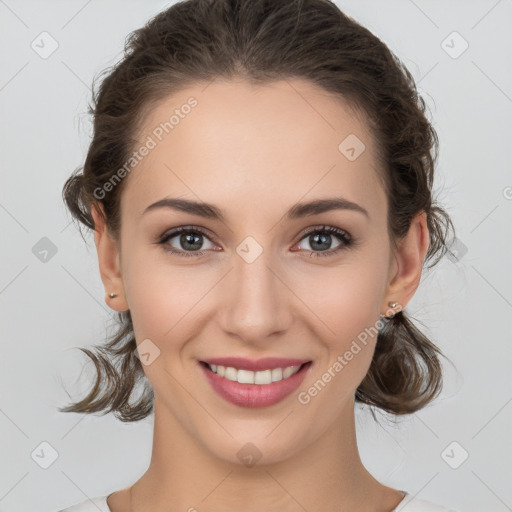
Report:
56,491,462,511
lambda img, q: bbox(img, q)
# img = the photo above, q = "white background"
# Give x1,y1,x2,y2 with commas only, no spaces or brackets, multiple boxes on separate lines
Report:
0,1,511,511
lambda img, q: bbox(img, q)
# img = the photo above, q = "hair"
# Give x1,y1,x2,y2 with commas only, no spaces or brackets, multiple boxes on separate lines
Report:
60,0,456,422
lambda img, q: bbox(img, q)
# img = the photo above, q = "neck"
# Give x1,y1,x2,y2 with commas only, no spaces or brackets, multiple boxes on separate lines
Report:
123,396,403,512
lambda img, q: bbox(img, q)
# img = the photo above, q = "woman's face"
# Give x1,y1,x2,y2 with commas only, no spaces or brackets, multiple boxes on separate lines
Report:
96,78,411,464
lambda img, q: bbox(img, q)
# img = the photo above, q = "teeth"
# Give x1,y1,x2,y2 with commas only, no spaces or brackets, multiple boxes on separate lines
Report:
207,364,303,384
271,368,283,382
256,369,272,384
283,366,296,379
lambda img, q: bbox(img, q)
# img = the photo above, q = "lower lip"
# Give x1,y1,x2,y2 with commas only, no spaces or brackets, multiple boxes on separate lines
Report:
199,361,312,408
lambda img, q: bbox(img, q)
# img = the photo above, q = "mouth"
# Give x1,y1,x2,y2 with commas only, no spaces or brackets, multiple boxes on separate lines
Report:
198,359,313,408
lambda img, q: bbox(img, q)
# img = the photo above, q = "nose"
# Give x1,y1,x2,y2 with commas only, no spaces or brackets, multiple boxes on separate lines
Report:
217,248,293,345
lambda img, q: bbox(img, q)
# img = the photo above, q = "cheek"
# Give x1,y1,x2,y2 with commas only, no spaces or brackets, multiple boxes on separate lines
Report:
294,250,389,374
301,256,386,326
123,261,210,394
121,244,218,352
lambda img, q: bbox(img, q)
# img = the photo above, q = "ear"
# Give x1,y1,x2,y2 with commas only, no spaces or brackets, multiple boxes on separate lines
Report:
381,210,430,316
91,202,129,312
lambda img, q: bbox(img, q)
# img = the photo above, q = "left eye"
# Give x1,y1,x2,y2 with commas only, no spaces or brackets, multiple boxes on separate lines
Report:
293,226,352,257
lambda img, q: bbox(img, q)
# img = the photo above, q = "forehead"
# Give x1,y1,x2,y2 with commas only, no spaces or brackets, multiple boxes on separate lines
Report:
121,78,385,223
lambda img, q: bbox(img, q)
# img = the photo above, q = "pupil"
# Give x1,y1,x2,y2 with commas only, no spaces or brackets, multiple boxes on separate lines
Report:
181,233,202,251
311,233,330,251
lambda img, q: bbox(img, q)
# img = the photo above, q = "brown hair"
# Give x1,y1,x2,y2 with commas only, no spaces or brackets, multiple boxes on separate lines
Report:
60,0,455,422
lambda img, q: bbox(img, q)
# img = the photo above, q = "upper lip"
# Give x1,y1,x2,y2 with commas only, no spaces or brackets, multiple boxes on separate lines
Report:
200,357,311,371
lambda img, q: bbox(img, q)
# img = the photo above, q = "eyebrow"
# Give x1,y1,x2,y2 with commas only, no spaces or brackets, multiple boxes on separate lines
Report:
142,196,369,221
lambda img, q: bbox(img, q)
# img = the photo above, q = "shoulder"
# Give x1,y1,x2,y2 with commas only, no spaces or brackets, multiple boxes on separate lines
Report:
54,492,463,512
54,495,110,512
398,493,462,512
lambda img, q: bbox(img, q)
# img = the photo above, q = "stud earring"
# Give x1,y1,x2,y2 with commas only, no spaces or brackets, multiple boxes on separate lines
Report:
109,292,117,298
379,301,401,319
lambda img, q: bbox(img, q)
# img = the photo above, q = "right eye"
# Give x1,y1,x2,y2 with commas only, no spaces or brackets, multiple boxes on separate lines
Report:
156,226,218,257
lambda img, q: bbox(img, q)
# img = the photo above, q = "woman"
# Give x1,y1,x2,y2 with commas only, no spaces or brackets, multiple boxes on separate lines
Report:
57,0,460,510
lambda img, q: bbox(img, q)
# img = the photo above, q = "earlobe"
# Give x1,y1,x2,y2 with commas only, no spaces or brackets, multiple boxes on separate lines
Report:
91,202,129,312
381,211,430,314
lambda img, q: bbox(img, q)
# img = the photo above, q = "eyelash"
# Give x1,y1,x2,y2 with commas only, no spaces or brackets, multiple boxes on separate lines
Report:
155,225,353,259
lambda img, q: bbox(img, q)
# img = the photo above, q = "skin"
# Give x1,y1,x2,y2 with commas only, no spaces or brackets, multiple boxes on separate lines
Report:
92,77,429,512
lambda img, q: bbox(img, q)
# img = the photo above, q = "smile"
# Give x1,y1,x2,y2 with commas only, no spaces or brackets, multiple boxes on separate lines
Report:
199,358,313,408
